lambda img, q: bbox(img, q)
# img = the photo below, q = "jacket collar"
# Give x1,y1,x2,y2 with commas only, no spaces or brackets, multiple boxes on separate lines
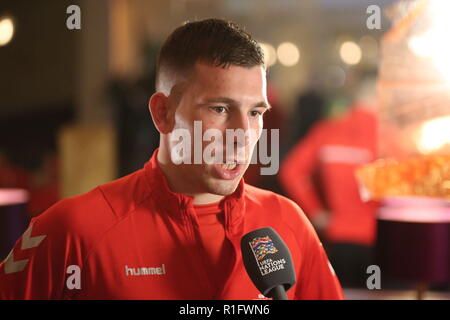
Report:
143,148,246,233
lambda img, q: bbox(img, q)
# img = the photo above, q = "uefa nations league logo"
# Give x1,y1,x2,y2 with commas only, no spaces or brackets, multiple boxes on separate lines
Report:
250,236,279,261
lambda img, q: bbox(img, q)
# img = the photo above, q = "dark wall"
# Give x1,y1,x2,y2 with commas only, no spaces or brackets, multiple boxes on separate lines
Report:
0,0,80,168
0,0,79,116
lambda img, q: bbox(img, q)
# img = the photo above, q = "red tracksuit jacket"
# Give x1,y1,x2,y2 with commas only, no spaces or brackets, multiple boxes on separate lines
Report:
0,150,343,299
280,107,379,246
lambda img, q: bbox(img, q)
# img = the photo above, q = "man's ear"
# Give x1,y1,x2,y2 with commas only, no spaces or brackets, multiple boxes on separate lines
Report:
149,92,174,134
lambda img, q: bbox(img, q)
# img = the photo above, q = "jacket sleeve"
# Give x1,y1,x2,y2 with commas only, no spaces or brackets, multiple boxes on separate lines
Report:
0,203,85,300
279,123,326,218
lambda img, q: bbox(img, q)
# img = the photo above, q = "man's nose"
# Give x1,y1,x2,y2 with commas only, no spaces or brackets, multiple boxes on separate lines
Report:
228,113,251,147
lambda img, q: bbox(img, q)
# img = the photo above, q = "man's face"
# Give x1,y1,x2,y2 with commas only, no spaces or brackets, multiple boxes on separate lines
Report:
168,61,269,196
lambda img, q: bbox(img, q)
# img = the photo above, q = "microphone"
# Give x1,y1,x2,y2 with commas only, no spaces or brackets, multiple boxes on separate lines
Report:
240,227,296,300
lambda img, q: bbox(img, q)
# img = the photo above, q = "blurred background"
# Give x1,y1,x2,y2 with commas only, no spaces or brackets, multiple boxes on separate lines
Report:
1,0,449,299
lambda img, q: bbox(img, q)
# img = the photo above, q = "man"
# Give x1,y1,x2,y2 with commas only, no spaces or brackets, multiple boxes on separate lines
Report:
0,19,343,299
279,78,379,287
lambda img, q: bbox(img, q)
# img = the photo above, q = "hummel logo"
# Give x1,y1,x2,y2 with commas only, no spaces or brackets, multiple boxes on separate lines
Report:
125,264,166,276
3,224,47,274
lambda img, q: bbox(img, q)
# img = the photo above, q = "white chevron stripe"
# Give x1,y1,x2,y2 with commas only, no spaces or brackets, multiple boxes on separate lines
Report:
4,250,29,275
2,224,46,274
21,225,46,250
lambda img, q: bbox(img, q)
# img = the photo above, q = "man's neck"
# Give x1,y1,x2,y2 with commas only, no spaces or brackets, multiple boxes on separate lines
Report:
156,148,224,205
191,193,224,205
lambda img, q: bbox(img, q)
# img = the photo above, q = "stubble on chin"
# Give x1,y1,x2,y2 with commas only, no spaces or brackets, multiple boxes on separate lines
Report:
203,169,244,196
201,181,238,197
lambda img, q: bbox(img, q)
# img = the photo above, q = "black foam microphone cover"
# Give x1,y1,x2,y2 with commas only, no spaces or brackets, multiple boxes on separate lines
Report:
240,227,296,299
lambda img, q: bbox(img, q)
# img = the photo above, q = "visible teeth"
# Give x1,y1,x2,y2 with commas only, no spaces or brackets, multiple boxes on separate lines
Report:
220,163,237,170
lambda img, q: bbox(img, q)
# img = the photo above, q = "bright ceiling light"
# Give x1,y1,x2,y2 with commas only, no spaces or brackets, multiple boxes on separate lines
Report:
339,41,362,65
0,16,14,46
417,115,450,154
408,0,450,83
277,42,300,67
259,42,277,67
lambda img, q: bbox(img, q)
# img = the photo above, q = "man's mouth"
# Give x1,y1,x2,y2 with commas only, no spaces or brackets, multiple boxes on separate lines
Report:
219,163,238,170
213,162,244,180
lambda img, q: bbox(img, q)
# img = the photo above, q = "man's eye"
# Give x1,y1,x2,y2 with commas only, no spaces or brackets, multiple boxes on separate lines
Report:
250,110,262,117
211,106,227,114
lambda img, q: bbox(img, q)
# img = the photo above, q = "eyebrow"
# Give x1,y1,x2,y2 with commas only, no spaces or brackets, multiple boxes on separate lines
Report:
202,97,272,110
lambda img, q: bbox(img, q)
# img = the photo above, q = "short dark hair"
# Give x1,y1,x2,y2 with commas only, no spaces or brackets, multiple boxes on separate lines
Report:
156,18,264,89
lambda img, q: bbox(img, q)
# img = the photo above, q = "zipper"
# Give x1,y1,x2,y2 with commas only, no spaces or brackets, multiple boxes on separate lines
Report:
183,206,215,299
214,201,241,299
